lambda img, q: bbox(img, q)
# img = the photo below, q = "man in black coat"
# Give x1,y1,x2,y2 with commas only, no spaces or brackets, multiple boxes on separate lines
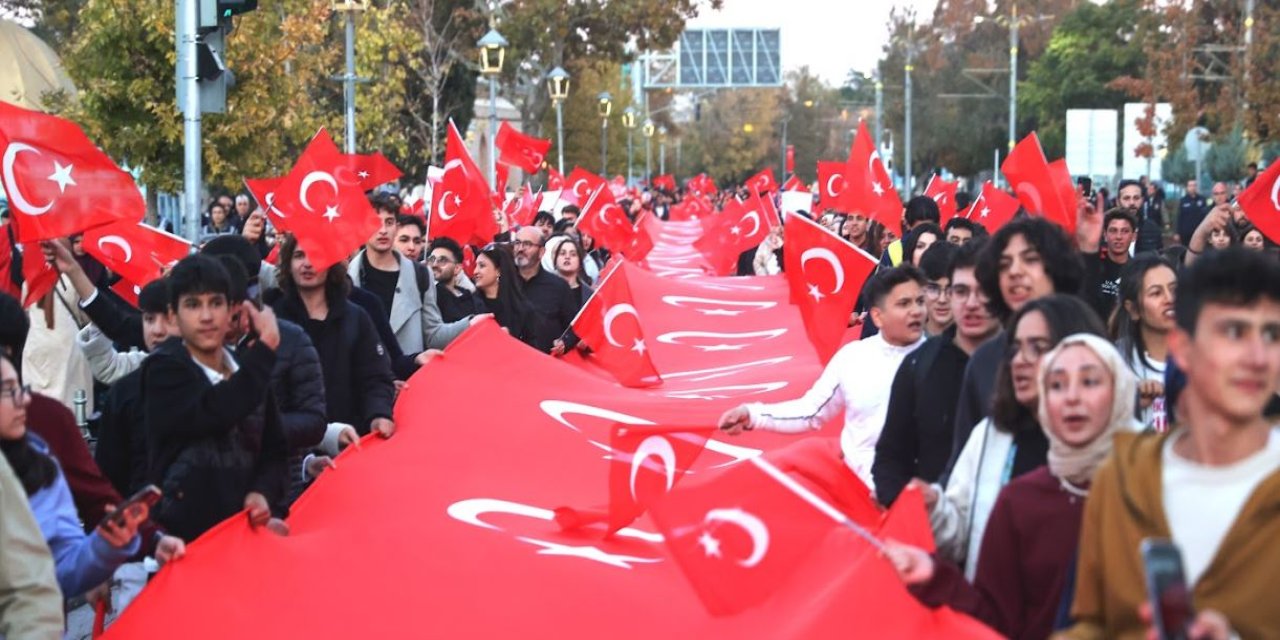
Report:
142,255,288,541
511,226,577,351
873,240,1000,505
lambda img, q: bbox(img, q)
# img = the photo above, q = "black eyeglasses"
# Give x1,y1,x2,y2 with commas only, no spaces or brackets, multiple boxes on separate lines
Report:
512,240,541,250
0,384,31,404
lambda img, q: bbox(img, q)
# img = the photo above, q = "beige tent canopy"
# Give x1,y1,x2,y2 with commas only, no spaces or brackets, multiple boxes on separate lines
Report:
0,18,77,111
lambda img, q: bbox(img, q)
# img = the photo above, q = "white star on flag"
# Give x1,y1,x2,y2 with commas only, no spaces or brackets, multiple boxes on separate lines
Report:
730,226,741,236
980,206,991,218
631,338,646,355
698,531,722,558
47,161,76,193
871,181,884,197
357,170,370,180
323,204,341,222
807,283,825,302
516,536,661,570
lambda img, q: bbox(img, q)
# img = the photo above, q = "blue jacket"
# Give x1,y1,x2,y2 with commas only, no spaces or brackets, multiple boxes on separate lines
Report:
26,433,138,599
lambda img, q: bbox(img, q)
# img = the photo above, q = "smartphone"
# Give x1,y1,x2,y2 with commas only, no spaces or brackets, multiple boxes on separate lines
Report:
100,485,162,530
1141,538,1194,640
1077,176,1094,199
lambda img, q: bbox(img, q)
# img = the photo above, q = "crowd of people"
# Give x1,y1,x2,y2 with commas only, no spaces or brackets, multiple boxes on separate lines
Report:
1,164,1278,638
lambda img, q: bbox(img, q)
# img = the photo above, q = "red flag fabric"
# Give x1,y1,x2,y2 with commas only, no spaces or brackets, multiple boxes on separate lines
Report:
607,424,712,533
244,176,286,227
876,485,935,552
836,121,902,238
1236,159,1280,244
570,262,661,388
460,244,476,279
495,122,551,173
0,225,22,300
964,181,1020,234
81,222,191,288
695,191,779,275
783,213,877,362
20,241,56,308
1001,133,1075,233
816,161,846,212
429,122,497,246
546,166,566,190
105,317,996,639
263,242,280,266
349,151,402,190
652,174,676,192
264,129,381,272
505,185,542,229
922,175,959,225
688,174,718,197
495,163,509,197
110,277,140,308
564,167,606,206
781,175,806,193
649,455,847,616
0,100,144,243
578,184,637,253
745,168,778,195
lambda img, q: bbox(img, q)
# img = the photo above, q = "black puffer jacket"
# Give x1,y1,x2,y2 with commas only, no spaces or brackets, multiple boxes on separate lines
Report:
142,337,288,542
258,319,326,505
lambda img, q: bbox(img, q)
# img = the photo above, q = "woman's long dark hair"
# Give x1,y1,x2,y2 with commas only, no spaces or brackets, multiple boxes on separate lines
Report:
276,233,350,303
0,357,57,496
990,295,1107,433
479,243,534,324
1109,254,1176,374
902,222,942,266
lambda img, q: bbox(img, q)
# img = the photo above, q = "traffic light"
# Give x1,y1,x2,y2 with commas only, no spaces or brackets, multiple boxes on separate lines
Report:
217,0,258,18
177,0,257,114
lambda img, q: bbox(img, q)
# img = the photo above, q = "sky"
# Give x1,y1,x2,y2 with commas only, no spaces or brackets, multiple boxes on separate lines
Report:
686,0,940,87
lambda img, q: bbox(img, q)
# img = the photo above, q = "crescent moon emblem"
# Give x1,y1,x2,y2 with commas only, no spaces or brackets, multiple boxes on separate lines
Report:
573,179,591,199
1270,176,1280,210
602,304,640,348
264,191,285,219
868,151,882,174
704,508,770,567
437,191,458,220
965,192,985,220
800,247,846,294
2,143,54,216
298,171,338,213
599,203,621,227
660,296,777,315
739,210,763,238
1015,184,1045,216
932,191,947,204
629,435,677,501
825,174,845,198
538,400,654,434
96,235,134,263
656,328,788,346
333,165,361,186
446,497,663,543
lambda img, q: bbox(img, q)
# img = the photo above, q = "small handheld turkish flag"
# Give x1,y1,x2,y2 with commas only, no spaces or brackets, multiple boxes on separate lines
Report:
429,121,497,246
20,241,57,308
649,455,845,616
349,151,402,190
569,262,661,388
1002,132,1076,233
0,100,144,243
964,181,1020,234
495,122,552,174
578,184,636,253
266,129,381,272
546,166,566,190
695,191,779,275
781,174,806,193
745,167,778,195
1236,160,1280,244
562,167,606,206
922,174,959,225
82,221,191,288
652,174,676,192
836,120,902,238
606,424,713,534
784,212,877,362
816,161,846,212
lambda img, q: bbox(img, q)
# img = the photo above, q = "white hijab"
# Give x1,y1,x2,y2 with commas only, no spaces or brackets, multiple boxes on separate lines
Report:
1036,333,1143,484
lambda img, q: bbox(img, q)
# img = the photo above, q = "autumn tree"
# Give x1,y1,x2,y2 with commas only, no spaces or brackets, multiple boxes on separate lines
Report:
677,87,783,184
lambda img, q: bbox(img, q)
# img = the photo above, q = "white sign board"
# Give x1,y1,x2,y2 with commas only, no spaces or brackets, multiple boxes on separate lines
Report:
1065,109,1118,178
1121,102,1174,181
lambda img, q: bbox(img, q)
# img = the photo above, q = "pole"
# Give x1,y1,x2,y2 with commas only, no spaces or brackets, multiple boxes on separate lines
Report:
600,118,608,175
780,118,788,183
1008,4,1019,153
874,78,883,153
904,46,914,195
488,77,497,189
343,9,357,154
555,100,565,175
626,128,634,185
994,148,1000,189
676,138,682,176
181,0,202,242
659,138,666,175
645,136,652,181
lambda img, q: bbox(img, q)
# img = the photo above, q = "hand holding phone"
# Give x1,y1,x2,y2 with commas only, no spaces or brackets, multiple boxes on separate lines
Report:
97,485,161,548
1141,538,1194,640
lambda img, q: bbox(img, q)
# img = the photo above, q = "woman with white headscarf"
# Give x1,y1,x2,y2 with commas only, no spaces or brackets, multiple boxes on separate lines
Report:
884,334,1141,640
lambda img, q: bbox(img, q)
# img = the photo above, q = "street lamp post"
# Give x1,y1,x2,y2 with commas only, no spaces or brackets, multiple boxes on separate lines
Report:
597,92,612,175
904,47,914,195
546,67,570,175
643,119,655,181
874,75,883,153
622,107,637,186
658,126,667,175
1008,4,1019,153
477,28,508,190
332,0,368,154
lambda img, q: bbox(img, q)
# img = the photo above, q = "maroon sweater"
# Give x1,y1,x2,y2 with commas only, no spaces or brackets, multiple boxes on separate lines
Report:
911,466,1085,639
26,393,122,530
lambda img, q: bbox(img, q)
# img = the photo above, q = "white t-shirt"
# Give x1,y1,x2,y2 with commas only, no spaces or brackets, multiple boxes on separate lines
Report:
1162,427,1280,586
1129,348,1167,431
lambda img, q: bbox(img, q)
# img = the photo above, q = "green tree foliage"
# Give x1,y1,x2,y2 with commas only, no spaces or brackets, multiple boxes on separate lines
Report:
783,67,846,183
1019,0,1148,158
1205,126,1247,183
677,87,783,184
539,59,636,179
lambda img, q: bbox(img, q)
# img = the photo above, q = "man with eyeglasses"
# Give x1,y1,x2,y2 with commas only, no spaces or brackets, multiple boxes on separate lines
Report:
511,226,577,347
873,239,999,505
348,198,469,354
427,237,474,324
919,242,958,338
